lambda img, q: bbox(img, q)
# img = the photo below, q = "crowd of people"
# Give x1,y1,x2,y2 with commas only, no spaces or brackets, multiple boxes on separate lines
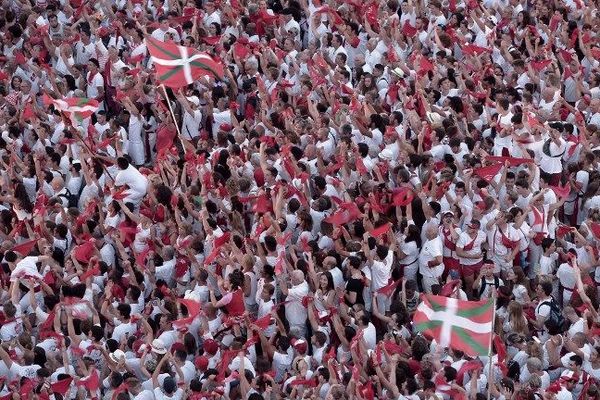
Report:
0,0,600,398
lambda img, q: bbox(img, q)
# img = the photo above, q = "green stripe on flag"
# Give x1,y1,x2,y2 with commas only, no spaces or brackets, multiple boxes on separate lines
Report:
188,60,221,78
149,40,180,60
159,65,186,82
453,327,489,355
414,320,443,333
428,298,446,312
456,299,493,319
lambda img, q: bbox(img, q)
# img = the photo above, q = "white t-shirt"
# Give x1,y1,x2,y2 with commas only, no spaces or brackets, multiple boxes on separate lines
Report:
285,281,308,328
370,250,394,291
153,387,184,400
419,237,444,278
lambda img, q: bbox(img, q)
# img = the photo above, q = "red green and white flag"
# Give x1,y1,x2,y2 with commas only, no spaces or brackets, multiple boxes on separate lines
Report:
42,94,99,124
146,37,224,88
413,294,493,356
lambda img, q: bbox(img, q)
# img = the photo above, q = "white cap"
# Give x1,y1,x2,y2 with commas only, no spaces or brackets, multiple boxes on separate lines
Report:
151,339,167,354
109,349,125,363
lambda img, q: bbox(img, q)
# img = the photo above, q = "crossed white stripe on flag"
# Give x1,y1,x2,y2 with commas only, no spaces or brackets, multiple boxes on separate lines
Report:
53,99,98,114
418,297,492,348
151,49,214,84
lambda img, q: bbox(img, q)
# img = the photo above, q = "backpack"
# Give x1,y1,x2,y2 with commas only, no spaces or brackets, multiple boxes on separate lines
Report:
59,186,83,209
479,276,500,297
537,297,566,332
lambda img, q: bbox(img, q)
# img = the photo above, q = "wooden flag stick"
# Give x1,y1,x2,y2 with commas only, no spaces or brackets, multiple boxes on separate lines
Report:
160,84,187,155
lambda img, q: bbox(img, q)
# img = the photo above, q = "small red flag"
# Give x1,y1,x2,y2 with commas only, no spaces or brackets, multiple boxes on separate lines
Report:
473,163,502,182
12,239,38,256
392,187,414,206
370,223,391,238
180,298,202,317
530,59,552,72
402,21,418,37
377,279,400,297
73,241,95,263
51,377,73,395
254,314,272,330
551,183,570,200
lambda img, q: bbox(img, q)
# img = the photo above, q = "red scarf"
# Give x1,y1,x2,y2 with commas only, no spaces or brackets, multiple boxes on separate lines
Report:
442,226,457,251
462,234,478,251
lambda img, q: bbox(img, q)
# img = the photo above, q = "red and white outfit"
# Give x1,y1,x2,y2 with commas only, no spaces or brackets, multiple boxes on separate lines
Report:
456,230,486,276
529,204,550,270
488,225,520,274
439,225,461,276
557,262,577,304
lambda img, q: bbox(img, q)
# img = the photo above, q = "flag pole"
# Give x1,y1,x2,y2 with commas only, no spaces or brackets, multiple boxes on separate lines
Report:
487,289,497,400
160,84,187,155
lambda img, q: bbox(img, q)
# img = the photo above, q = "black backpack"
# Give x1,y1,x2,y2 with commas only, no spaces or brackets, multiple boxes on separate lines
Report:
59,186,83,209
537,297,566,332
479,276,500,297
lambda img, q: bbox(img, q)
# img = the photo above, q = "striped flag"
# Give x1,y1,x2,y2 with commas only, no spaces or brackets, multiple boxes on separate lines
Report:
413,294,494,356
42,94,99,124
146,37,224,88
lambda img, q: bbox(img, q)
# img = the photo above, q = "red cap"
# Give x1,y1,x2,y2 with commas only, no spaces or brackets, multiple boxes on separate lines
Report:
97,27,110,37
291,338,308,354
194,356,209,370
203,339,218,355
171,342,186,352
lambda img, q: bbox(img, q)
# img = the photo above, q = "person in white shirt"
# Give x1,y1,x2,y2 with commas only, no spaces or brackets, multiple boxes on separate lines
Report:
176,92,202,141
151,16,181,42
114,157,148,204
110,303,137,343
280,270,309,337
419,224,444,293
362,230,395,313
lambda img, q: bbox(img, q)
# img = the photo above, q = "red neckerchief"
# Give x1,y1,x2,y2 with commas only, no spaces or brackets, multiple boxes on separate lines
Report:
442,225,457,251
531,206,546,230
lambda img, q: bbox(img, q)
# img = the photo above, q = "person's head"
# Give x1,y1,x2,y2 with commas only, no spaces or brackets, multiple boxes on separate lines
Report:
88,58,100,73
260,283,275,302
291,270,305,286
536,281,553,297
541,238,556,253
319,272,334,292
117,157,129,170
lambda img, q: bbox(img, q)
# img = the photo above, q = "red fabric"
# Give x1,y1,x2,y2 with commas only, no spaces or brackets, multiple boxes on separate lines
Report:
551,183,570,200
156,124,177,154
589,222,600,239
254,314,272,330
473,163,502,182
494,334,506,363
73,241,95,263
12,239,38,256
440,279,461,296
51,377,73,395
370,223,390,238
180,298,202,317
485,156,535,166
392,187,414,206
462,44,488,56
377,279,401,296
531,59,552,71
402,21,418,37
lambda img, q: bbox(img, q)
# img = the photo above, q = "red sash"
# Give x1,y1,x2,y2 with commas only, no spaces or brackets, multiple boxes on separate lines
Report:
442,227,457,251
495,227,518,250
462,235,477,251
